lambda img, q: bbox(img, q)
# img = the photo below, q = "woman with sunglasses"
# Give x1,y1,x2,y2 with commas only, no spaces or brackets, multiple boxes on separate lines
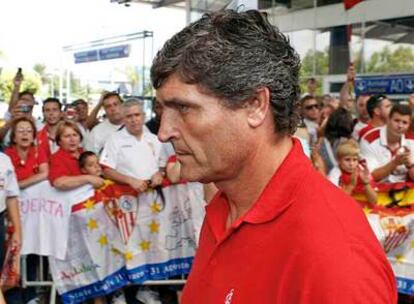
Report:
5,117,49,189
4,117,46,303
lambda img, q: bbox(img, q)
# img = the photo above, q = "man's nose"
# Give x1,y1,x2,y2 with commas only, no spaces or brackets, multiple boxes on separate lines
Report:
158,113,177,143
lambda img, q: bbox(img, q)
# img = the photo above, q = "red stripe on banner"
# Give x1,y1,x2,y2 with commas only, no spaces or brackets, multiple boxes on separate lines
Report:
387,232,401,252
129,212,135,233
71,197,97,212
120,213,128,243
384,231,395,252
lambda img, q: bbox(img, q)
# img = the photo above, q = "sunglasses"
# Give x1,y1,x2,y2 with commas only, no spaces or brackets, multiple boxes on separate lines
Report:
304,104,320,111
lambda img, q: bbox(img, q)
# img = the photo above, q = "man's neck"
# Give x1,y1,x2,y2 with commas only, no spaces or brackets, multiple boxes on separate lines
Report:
109,118,122,126
47,123,59,138
217,135,293,226
386,128,401,147
371,116,385,128
128,129,143,139
78,119,87,128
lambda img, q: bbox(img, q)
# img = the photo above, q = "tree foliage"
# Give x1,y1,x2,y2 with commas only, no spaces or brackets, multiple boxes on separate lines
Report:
364,46,414,74
0,68,42,102
300,50,329,94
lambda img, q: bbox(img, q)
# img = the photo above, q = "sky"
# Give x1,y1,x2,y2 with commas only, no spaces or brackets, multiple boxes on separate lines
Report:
0,0,186,74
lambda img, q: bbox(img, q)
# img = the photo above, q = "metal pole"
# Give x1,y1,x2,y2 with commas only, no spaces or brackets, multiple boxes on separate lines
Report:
312,0,317,76
142,33,146,95
66,69,71,104
360,9,366,74
150,33,154,97
59,69,63,102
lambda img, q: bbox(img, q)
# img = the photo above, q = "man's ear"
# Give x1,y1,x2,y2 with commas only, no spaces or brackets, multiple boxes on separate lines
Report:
373,107,380,117
246,87,271,128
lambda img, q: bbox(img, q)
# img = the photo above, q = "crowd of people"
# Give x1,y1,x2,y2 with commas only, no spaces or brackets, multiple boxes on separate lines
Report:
1,9,414,304
297,64,414,209
0,69,207,303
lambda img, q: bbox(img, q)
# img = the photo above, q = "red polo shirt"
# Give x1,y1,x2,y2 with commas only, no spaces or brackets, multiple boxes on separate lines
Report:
37,125,58,159
182,138,397,304
5,145,47,181
48,148,83,184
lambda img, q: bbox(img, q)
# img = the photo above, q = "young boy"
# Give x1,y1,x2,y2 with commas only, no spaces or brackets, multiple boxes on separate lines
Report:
328,139,377,204
78,151,107,304
79,151,103,177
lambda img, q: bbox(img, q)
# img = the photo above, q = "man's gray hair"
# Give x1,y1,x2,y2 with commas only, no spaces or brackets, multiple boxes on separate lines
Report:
122,98,145,113
151,9,301,135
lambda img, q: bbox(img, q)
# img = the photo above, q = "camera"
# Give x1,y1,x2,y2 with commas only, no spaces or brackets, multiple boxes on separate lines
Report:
20,104,31,113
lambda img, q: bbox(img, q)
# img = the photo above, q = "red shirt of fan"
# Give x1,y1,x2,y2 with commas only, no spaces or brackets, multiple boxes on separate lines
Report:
5,145,47,181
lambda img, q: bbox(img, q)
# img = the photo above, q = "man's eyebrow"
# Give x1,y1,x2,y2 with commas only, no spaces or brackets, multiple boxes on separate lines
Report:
161,98,193,107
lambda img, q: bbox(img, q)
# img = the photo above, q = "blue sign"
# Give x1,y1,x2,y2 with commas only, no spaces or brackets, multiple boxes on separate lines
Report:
355,74,414,95
74,45,130,64
99,45,130,61
74,50,98,64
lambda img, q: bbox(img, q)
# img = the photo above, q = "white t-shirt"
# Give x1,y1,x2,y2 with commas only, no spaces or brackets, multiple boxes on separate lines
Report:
352,120,368,141
0,153,20,213
100,127,162,180
76,122,89,148
360,126,414,183
303,118,319,145
85,119,122,155
159,142,175,168
328,167,341,187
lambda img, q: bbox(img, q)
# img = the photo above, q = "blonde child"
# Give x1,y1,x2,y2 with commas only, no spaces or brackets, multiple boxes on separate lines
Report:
328,139,377,204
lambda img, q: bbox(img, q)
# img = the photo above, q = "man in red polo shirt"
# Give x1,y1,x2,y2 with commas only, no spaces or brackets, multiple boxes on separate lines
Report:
37,98,63,158
152,9,397,304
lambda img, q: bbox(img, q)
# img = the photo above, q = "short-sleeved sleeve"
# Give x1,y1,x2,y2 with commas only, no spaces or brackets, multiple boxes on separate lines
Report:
3,155,19,198
100,136,119,170
37,145,48,165
360,139,380,172
48,150,82,184
328,167,341,187
48,154,68,184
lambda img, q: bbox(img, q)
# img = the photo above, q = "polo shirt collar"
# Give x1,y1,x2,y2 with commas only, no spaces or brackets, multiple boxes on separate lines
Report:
56,147,83,160
206,138,311,239
379,125,406,148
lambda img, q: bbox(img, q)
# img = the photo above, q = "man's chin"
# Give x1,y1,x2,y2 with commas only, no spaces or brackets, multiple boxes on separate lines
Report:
180,166,203,183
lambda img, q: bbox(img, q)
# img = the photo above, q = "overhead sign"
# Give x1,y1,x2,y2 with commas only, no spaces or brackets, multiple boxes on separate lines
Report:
355,74,414,95
74,45,130,64
74,50,98,64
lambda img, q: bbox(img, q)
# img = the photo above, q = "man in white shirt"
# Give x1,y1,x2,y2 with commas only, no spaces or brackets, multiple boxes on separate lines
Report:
0,152,21,258
300,95,321,145
100,100,163,192
86,92,124,155
360,104,414,183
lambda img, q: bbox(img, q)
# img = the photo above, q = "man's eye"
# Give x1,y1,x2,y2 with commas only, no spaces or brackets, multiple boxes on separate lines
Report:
177,104,189,113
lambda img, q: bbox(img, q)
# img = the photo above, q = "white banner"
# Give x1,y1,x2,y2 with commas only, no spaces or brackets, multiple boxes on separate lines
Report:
19,181,94,259
48,181,205,304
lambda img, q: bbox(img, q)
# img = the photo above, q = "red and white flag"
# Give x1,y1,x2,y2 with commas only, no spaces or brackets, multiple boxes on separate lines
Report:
344,0,363,10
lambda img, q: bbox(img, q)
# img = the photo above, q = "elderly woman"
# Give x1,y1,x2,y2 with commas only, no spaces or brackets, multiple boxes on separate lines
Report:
49,120,104,190
5,117,48,189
